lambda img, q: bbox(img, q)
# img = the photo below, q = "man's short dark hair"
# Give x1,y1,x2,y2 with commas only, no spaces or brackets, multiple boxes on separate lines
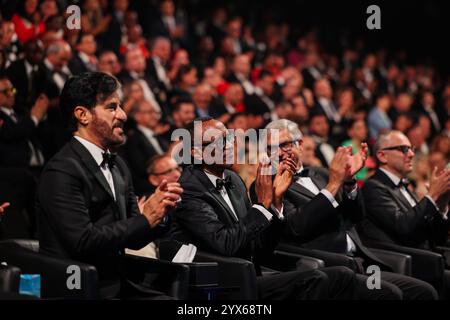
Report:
146,154,168,175
60,72,120,133
173,96,194,113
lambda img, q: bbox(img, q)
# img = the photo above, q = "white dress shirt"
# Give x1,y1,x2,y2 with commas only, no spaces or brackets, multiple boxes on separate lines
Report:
204,171,284,222
379,168,448,218
152,56,171,89
295,166,358,254
44,58,72,93
380,168,417,207
318,97,341,123
236,73,255,95
129,71,162,113
137,125,164,155
74,136,116,200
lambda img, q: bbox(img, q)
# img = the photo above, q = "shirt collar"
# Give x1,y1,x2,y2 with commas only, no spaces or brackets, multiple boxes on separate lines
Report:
0,106,14,116
204,170,225,187
74,135,107,167
78,52,90,64
379,167,401,186
137,125,155,138
24,60,34,75
44,58,55,71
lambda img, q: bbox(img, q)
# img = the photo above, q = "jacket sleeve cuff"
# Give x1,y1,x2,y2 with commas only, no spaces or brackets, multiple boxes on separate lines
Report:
320,189,339,208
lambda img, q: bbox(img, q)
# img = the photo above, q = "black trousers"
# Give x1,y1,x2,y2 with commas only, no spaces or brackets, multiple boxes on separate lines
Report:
350,256,438,300
257,266,356,300
98,277,175,300
354,272,438,300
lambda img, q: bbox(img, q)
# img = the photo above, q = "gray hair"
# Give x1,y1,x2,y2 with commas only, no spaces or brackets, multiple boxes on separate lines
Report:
46,41,71,56
373,130,407,165
265,119,303,141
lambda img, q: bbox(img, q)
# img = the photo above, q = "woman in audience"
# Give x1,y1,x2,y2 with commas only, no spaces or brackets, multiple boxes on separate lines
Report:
81,0,111,37
11,0,45,43
342,119,370,182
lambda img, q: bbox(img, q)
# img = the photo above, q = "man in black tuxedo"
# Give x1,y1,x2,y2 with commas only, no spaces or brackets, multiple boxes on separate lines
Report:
226,54,255,96
118,47,167,116
39,41,73,159
68,33,98,75
124,100,168,196
359,130,450,249
170,117,358,300
37,72,183,299
0,76,48,169
262,119,437,300
6,40,47,111
146,37,172,97
245,70,277,123
308,112,337,168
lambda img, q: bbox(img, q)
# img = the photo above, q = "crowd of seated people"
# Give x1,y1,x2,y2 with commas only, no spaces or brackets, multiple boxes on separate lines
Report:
0,0,449,300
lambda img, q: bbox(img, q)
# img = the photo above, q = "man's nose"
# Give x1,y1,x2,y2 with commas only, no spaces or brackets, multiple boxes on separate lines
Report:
116,106,128,121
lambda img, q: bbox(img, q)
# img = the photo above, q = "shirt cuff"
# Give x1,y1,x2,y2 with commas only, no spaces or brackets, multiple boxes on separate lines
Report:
346,186,358,200
270,204,284,220
30,115,39,127
320,189,339,208
425,195,448,219
253,204,273,222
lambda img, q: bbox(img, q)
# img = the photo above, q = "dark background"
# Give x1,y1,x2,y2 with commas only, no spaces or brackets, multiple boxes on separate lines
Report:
178,0,449,78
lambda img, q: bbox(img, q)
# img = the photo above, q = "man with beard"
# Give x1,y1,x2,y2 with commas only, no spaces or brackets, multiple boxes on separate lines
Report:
36,72,183,299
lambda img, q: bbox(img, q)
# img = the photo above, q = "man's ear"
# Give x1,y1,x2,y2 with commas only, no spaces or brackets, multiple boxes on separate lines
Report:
148,174,158,187
74,106,91,126
376,151,387,165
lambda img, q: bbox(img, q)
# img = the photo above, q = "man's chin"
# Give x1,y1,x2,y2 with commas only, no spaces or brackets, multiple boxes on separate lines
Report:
108,135,126,148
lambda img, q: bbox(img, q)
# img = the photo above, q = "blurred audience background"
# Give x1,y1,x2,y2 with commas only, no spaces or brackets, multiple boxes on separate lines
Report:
0,0,448,238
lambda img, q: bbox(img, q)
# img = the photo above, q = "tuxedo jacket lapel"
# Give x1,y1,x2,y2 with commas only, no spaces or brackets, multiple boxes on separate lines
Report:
290,168,326,199
309,169,328,190
70,138,116,201
193,168,239,223
375,170,414,210
290,181,316,199
111,165,127,220
225,174,247,220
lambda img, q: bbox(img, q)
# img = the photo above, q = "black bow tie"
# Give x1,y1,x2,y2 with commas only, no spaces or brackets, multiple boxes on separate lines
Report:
215,175,233,191
100,152,117,169
294,168,310,179
397,178,410,188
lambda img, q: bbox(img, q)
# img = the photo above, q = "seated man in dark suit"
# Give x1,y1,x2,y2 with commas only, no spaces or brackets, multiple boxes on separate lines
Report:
359,130,450,249
124,100,168,196
6,39,47,111
170,117,358,300
68,33,98,75
0,77,48,170
145,154,182,197
36,72,183,299
260,120,437,300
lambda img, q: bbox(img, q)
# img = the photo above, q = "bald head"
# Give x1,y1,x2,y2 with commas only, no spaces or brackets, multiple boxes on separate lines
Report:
46,40,72,71
375,130,415,177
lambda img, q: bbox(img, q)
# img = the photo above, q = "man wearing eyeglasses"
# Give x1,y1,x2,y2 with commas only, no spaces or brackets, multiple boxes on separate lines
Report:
0,75,48,169
170,117,359,300
146,154,182,195
258,120,438,299
359,130,450,250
